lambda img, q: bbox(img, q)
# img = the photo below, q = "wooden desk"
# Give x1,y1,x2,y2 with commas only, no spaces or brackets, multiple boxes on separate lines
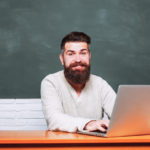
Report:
0,130,150,150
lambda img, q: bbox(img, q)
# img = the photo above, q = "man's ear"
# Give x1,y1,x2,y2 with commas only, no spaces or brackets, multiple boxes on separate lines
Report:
89,51,91,59
59,53,64,66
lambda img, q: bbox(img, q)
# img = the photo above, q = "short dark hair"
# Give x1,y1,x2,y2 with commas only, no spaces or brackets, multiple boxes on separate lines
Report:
61,31,91,51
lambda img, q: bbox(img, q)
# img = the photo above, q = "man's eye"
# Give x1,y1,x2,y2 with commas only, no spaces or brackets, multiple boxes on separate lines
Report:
81,52,86,55
68,53,73,56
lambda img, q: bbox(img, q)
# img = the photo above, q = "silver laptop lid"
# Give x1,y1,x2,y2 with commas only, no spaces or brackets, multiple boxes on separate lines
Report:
107,85,150,137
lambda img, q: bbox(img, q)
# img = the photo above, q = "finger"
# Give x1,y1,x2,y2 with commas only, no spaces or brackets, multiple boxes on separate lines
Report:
101,123,108,130
97,125,107,132
100,120,109,128
86,127,94,132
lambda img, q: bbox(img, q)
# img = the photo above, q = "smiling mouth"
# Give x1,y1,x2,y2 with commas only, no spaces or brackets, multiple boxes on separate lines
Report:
72,66,85,70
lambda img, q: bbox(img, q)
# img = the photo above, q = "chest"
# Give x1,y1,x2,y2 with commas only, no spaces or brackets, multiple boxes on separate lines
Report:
59,86,103,119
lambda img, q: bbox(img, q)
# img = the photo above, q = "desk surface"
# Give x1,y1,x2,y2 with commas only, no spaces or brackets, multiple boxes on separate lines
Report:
0,130,150,144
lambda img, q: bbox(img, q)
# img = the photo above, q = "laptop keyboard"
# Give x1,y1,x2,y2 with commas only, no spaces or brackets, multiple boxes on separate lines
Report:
78,130,107,137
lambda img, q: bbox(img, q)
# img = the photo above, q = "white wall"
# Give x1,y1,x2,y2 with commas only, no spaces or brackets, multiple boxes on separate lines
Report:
0,99,47,130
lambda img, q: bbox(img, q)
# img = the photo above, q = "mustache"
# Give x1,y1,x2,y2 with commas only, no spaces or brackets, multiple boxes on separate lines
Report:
69,62,88,68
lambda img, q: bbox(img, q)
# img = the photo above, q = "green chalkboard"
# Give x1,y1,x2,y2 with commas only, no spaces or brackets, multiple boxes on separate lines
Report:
0,0,150,98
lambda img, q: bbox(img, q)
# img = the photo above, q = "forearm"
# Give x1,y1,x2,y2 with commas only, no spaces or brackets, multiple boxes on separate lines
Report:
43,105,91,132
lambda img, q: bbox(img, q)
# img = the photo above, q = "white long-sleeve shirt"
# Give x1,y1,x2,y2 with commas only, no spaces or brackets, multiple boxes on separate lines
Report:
41,70,116,132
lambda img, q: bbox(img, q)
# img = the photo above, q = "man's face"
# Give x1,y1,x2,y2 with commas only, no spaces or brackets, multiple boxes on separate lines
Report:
60,42,91,84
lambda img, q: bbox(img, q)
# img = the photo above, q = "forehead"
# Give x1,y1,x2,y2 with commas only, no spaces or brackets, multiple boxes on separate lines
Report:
64,42,89,51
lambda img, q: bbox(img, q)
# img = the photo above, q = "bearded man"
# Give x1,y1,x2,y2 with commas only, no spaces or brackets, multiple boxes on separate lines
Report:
41,31,116,133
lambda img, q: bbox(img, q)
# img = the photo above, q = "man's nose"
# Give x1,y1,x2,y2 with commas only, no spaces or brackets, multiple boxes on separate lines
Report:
75,54,81,62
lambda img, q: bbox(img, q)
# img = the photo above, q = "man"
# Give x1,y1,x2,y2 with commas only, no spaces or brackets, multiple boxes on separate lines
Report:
41,31,116,133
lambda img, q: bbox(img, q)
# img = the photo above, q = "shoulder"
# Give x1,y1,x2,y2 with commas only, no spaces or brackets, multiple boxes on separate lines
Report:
43,70,63,81
89,73,113,89
90,74,106,84
90,73,116,97
41,70,64,85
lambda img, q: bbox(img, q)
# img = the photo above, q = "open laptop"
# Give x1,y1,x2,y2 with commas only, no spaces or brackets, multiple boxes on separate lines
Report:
78,85,150,137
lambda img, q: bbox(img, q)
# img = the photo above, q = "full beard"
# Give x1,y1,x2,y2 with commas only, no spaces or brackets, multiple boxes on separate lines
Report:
64,62,90,85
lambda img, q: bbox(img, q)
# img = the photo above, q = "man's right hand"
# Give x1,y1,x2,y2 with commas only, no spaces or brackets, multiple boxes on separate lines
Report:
84,120,109,132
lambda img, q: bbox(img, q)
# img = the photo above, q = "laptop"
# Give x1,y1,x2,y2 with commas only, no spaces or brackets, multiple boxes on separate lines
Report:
78,85,150,137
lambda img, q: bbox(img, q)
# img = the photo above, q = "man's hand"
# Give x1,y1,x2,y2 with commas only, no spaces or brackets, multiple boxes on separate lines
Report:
84,120,109,132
